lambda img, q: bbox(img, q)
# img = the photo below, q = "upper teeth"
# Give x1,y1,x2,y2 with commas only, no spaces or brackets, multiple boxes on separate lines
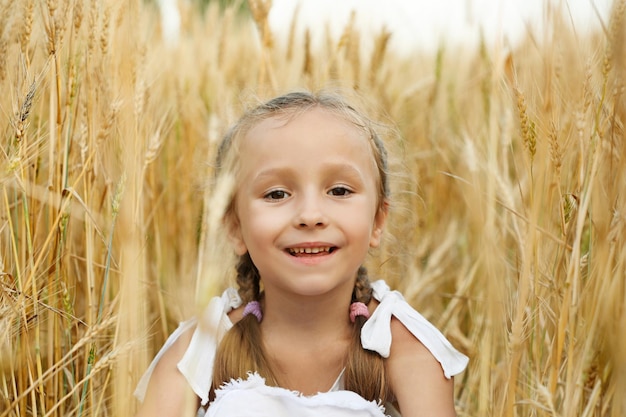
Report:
288,247,331,254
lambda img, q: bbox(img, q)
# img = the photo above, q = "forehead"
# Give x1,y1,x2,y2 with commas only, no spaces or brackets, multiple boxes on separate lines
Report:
236,108,378,182
242,107,370,154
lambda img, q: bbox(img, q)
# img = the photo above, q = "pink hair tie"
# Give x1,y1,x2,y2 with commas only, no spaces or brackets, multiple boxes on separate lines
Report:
350,302,370,323
243,301,263,322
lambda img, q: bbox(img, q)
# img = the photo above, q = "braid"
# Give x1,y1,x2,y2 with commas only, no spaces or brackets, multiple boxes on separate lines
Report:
345,266,389,403
235,253,261,303
352,266,374,304
212,254,277,399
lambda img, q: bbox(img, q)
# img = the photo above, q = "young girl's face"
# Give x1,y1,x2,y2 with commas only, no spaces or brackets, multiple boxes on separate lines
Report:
229,108,387,300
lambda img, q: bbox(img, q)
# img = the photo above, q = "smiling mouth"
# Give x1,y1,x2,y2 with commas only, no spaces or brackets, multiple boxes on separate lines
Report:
287,246,336,256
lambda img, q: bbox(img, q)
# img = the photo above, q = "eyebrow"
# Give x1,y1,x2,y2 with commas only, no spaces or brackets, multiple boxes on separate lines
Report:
252,162,366,183
253,167,292,180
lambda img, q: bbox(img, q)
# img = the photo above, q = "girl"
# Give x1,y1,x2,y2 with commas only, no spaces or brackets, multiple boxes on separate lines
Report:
134,90,469,417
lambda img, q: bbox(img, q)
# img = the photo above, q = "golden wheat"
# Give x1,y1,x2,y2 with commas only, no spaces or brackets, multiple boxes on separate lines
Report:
0,1,624,417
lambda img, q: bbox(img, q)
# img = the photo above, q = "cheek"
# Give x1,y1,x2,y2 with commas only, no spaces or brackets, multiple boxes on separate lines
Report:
238,206,279,242
345,210,378,239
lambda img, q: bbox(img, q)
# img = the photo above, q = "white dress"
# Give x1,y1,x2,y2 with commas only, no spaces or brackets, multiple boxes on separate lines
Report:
134,280,469,417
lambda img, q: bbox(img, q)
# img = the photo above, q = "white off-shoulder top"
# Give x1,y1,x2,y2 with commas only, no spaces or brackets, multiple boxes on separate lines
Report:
135,280,469,416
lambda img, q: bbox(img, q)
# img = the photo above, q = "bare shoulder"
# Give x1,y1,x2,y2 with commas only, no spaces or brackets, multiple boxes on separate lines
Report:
134,325,199,417
385,317,457,417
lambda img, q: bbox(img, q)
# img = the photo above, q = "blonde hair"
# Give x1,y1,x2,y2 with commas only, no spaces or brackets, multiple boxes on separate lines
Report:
211,90,391,403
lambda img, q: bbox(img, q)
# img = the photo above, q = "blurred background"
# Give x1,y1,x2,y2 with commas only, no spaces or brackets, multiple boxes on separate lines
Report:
1,0,625,416
269,0,613,52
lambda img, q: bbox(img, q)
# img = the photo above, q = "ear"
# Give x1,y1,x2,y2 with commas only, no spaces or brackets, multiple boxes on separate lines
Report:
224,211,248,256
369,201,389,248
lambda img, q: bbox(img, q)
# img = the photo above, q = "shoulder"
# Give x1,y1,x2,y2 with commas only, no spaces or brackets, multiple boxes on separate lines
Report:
385,317,457,417
156,324,196,371
386,316,444,370
366,280,468,377
135,325,198,417
135,289,243,416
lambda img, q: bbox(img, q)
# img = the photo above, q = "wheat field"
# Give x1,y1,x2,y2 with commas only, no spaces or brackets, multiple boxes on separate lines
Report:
1,0,625,416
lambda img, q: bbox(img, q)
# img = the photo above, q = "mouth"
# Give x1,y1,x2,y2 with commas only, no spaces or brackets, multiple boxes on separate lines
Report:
286,246,336,257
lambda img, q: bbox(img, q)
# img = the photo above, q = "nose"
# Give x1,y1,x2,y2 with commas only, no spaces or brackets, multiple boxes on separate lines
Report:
295,191,328,228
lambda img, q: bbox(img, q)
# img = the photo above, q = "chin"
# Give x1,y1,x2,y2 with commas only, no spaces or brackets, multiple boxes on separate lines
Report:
289,277,355,298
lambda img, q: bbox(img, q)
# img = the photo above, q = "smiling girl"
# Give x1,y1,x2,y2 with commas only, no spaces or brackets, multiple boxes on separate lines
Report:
134,90,468,417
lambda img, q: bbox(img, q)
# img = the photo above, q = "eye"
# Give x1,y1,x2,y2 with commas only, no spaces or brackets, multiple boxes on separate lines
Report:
328,186,352,197
264,189,290,201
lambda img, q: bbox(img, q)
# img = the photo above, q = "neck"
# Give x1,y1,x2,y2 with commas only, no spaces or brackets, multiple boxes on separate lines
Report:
260,285,354,339
258,284,355,393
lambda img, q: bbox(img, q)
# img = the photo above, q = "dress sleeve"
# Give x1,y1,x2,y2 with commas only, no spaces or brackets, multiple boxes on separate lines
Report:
360,280,469,379
134,288,241,406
